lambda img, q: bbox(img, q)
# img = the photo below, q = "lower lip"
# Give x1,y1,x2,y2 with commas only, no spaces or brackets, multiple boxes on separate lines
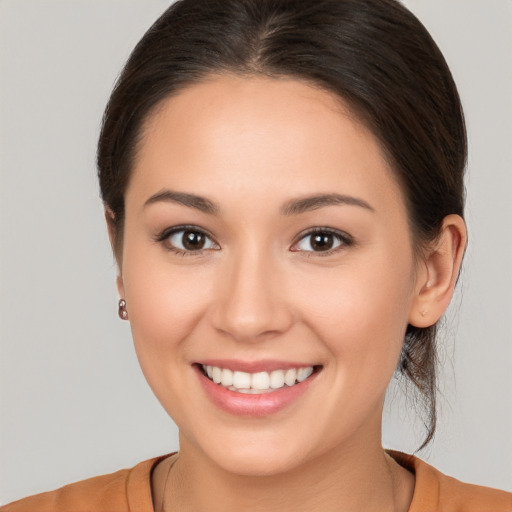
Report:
194,365,319,417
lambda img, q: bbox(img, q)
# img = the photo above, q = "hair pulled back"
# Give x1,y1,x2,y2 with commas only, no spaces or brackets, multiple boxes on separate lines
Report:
97,0,467,449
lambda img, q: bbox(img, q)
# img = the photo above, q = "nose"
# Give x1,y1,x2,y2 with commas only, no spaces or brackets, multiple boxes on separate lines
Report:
210,246,294,343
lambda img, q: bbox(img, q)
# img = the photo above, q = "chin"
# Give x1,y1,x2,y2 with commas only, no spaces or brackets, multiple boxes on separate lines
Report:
194,430,314,477
213,450,304,477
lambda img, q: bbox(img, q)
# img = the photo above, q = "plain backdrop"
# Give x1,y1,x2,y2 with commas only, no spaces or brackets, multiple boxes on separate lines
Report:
0,0,511,504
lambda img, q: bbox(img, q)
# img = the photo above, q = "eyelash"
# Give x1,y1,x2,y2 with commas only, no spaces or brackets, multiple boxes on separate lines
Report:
155,224,218,257
155,225,354,257
292,227,354,257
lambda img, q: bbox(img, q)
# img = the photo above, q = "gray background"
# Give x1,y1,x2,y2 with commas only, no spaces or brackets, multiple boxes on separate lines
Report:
0,0,511,505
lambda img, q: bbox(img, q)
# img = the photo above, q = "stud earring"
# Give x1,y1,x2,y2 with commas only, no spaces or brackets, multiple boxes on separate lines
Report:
118,299,128,320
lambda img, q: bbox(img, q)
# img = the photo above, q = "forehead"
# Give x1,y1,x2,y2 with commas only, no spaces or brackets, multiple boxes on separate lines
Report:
127,75,405,218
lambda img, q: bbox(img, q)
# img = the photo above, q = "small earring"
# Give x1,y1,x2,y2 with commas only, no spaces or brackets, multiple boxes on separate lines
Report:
118,299,128,320
420,309,428,317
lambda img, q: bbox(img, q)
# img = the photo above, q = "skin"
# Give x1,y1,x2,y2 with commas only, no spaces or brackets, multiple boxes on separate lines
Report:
109,75,466,511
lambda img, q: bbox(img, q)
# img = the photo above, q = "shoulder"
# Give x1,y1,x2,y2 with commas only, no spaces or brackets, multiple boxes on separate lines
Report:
388,450,512,512
0,455,171,512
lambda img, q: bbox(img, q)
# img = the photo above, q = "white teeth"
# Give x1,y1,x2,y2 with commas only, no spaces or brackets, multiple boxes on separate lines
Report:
284,368,297,386
212,366,222,384
221,368,233,387
233,370,252,389
234,388,274,394
270,370,285,389
297,367,313,382
251,371,270,390
202,364,315,393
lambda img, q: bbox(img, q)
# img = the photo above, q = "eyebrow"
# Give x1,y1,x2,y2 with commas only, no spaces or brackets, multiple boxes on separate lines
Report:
144,189,220,215
144,189,374,216
280,193,374,215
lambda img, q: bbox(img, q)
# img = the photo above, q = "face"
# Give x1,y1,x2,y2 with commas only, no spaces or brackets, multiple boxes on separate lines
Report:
118,75,421,476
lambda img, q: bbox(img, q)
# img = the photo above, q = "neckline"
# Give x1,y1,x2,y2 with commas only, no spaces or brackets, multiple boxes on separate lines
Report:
145,451,418,512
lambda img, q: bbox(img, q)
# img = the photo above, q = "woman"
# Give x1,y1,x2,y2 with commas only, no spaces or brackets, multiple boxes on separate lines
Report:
2,0,511,510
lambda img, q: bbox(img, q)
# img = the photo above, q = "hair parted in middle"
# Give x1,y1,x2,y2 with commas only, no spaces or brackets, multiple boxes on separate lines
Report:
97,0,467,449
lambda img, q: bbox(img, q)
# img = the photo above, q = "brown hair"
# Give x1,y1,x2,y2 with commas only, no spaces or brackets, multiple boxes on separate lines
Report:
97,0,466,449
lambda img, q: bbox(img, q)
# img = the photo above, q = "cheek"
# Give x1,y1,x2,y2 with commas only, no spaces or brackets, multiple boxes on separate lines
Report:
120,241,214,385
295,251,414,389
128,274,205,342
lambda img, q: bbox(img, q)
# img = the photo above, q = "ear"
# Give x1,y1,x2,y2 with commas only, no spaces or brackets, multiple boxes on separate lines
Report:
104,207,125,299
409,214,467,328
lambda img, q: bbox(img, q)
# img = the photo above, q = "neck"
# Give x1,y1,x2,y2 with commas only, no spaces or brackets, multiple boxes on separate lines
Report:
158,433,414,512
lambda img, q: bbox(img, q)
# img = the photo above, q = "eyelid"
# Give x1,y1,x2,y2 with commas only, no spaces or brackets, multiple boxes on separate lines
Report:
155,224,220,255
154,224,353,256
290,227,354,255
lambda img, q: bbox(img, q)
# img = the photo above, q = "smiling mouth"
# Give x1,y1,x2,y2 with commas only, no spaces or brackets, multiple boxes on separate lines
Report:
199,364,319,394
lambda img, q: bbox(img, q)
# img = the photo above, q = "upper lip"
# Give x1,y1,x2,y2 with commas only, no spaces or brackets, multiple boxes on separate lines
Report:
195,359,319,373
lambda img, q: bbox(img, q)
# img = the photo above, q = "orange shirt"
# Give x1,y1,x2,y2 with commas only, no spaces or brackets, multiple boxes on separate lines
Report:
2,452,511,511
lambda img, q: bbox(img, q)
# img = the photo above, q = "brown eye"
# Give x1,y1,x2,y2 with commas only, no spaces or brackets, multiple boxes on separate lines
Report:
293,229,350,253
165,228,218,253
182,230,206,250
310,233,335,251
